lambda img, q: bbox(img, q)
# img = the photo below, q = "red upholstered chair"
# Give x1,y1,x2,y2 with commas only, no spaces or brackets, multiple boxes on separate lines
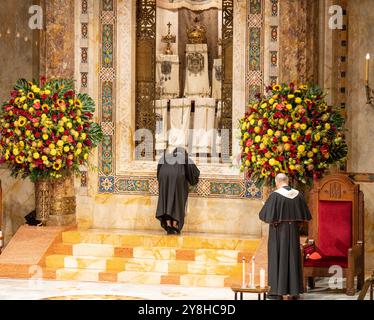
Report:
302,174,365,296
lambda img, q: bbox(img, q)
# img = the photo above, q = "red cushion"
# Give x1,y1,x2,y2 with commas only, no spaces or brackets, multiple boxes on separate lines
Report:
318,201,352,257
304,256,348,268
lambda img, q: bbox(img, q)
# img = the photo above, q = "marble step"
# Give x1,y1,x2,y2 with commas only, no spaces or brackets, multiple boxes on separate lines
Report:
65,243,247,263
54,268,229,287
62,230,259,251
45,254,242,276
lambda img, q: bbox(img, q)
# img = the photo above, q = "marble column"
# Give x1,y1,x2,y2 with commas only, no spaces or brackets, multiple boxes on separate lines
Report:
278,0,319,84
40,0,76,226
40,0,75,78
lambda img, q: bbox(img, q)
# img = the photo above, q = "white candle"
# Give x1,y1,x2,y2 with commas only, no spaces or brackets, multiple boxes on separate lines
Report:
366,53,370,86
260,268,266,288
251,256,255,288
242,257,246,288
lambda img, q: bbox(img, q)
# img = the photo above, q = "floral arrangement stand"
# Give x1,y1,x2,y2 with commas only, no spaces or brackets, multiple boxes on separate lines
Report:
0,78,103,225
239,83,348,188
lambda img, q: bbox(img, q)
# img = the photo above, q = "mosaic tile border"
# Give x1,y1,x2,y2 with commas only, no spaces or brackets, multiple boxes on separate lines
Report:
98,175,263,200
95,0,262,200
247,0,264,102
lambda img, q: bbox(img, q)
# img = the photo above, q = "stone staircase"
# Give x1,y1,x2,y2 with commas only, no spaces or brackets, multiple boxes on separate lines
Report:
41,230,262,287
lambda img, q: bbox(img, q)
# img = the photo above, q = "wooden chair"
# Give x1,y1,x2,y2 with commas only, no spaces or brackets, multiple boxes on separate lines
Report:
302,174,365,296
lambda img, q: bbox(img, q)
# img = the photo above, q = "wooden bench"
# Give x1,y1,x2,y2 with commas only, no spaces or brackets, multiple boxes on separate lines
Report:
231,286,269,300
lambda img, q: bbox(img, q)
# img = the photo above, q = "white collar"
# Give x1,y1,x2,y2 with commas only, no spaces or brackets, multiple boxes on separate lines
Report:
275,186,299,199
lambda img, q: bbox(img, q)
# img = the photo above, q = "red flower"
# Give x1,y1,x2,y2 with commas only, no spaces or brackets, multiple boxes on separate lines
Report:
40,94,47,101
52,114,58,122
275,103,284,111
11,90,18,98
35,132,41,139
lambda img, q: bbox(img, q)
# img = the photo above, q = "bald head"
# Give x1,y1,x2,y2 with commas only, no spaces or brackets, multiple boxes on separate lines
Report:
275,173,289,188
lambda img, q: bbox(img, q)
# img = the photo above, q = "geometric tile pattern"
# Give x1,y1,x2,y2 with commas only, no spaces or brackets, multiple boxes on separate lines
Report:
247,0,264,101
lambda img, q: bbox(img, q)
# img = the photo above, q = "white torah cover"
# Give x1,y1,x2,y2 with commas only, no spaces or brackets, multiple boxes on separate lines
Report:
155,99,169,151
156,54,180,99
275,187,300,199
184,44,210,98
192,97,216,153
169,98,191,148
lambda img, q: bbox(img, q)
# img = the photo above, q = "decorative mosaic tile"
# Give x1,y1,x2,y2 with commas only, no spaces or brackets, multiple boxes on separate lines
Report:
116,179,150,193
102,0,114,11
81,0,88,14
245,180,262,199
99,176,115,193
210,182,245,197
270,26,278,42
270,51,278,66
101,136,113,175
249,0,262,14
271,0,279,16
101,122,115,136
102,25,114,67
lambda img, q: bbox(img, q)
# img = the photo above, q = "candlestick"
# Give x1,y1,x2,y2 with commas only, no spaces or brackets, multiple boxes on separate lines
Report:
366,53,370,86
242,257,246,288
260,268,266,288
251,256,255,288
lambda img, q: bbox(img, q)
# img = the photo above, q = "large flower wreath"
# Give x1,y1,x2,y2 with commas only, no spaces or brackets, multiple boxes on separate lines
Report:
239,83,348,187
0,77,103,181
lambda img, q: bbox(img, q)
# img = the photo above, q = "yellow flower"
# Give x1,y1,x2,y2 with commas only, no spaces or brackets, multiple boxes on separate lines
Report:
254,126,261,134
57,140,64,147
307,151,314,158
325,123,331,130
45,89,51,95
314,133,321,142
33,152,40,160
81,133,87,140
13,149,20,156
300,124,307,130
18,116,27,127
31,85,40,93
279,118,285,126
291,133,297,141
50,149,57,156
286,104,292,110
288,94,295,99
83,153,89,160
255,136,261,143
16,156,24,164
75,99,83,108
19,96,27,103
53,162,62,171
75,149,82,156
63,146,70,153
295,97,302,104
42,155,48,161
42,134,49,140
267,129,274,136
27,92,35,100
269,98,275,105
66,122,73,129
42,104,49,112
298,145,305,153
261,103,267,109
269,158,276,166
300,84,308,90
282,136,289,143
273,84,282,91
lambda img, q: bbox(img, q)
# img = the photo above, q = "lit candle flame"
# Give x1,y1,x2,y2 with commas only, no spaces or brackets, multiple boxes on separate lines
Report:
367,53,371,60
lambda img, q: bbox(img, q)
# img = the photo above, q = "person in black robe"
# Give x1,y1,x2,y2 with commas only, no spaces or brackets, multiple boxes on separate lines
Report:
259,173,312,300
156,147,200,235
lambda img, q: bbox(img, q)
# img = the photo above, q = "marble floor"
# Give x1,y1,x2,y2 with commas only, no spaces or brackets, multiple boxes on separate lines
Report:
0,278,364,300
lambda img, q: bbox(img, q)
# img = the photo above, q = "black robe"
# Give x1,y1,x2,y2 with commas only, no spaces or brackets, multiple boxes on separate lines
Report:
156,148,200,232
259,186,312,296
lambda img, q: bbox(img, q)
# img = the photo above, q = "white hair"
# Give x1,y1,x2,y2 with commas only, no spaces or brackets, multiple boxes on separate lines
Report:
275,173,289,185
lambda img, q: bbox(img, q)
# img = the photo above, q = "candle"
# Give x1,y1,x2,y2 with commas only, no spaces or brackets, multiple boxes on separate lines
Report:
260,268,266,288
251,256,255,288
366,53,370,86
242,257,246,288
